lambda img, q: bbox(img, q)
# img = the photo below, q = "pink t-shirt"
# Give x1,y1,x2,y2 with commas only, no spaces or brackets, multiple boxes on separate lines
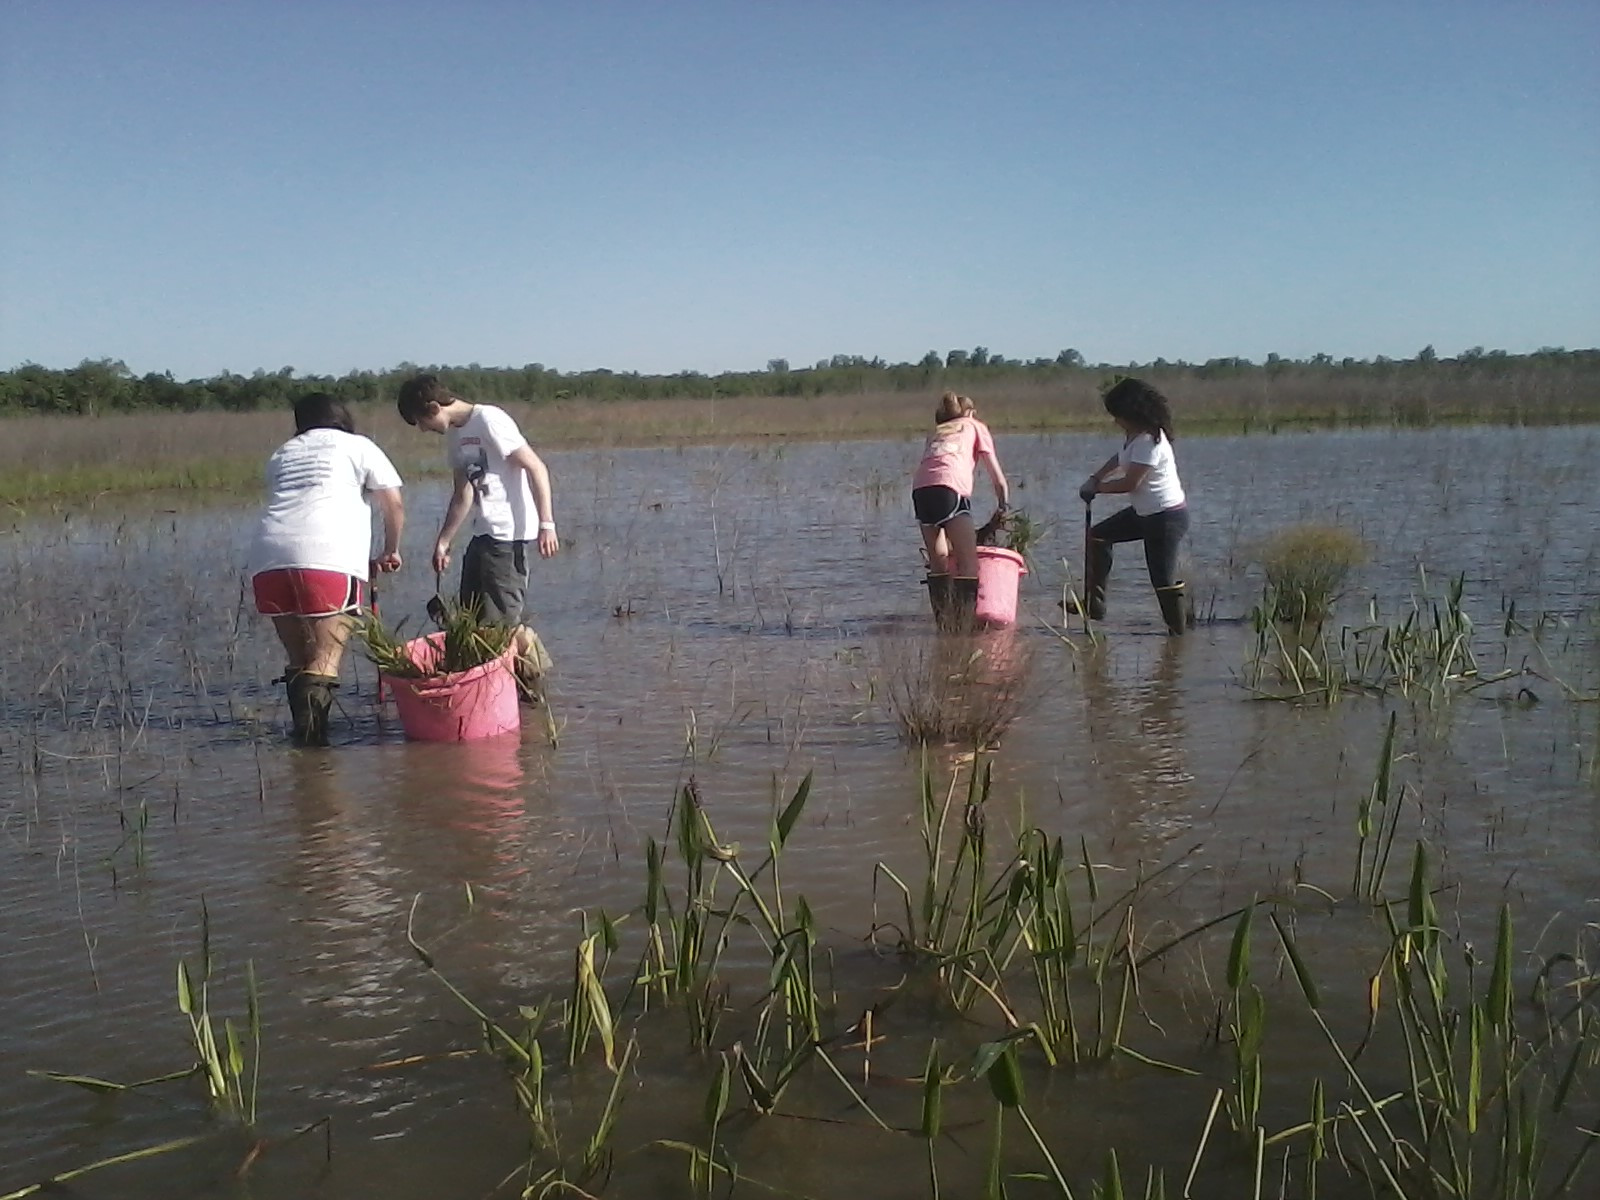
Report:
913,416,996,496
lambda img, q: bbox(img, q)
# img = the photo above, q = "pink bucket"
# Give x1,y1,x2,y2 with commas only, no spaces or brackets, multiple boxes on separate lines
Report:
975,547,1028,627
384,633,521,742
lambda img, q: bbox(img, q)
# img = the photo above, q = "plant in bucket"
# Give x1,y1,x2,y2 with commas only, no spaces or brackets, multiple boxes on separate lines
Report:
973,508,1040,627
357,603,522,741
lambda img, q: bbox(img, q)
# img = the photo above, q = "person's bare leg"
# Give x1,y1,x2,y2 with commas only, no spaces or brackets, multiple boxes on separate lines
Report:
945,514,979,579
920,524,951,576
303,615,352,678
271,616,312,670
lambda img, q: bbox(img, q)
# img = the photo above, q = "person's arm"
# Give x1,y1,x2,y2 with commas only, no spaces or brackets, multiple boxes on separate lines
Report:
371,487,405,573
1081,450,1136,499
507,445,559,557
433,469,475,573
979,451,1010,513
1088,462,1150,495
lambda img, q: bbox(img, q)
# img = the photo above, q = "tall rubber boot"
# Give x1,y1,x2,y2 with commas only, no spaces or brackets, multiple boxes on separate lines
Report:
951,577,980,634
276,667,308,742
1085,539,1110,621
290,672,339,747
925,573,953,629
1155,583,1190,636
1063,541,1110,620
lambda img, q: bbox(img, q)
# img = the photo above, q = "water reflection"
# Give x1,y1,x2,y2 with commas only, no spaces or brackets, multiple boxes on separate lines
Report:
1082,638,1193,844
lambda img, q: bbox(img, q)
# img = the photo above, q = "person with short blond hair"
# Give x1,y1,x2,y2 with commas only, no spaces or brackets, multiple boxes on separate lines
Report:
911,391,1009,629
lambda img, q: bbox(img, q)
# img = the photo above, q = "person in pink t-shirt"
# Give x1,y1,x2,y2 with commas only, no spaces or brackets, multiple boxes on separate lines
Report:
911,391,1010,629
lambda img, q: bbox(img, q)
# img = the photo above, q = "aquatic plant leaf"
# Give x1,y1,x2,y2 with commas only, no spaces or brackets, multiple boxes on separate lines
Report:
1270,914,1321,1010
983,1043,1025,1110
703,1052,731,1129
1227,900,1255,991
920,1042,944,1139
773,771,813,849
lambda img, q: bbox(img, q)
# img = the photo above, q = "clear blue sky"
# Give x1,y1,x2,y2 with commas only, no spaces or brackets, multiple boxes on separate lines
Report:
2,1,1595,379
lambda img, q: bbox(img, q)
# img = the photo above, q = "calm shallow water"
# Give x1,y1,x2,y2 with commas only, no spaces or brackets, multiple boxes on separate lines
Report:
2,426,1598,1198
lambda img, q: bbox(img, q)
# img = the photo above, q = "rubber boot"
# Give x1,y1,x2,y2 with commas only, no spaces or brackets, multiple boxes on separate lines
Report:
951,577,980,633
1155,582,1191,636
290,672,339,747
924,573,953,629
275,667,308,742
1063,541,1110,620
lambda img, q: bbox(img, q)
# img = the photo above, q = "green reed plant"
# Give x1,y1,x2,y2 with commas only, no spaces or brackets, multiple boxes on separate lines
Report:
1263,842,1600,1199
175,903,261,1126
391,753,1600,1199
355,602,517,678
1247,570,1538,705
1353,711,1409,900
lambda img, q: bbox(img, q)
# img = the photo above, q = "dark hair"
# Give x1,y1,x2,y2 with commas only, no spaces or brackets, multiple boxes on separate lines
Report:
1102,376,1174,442
396,373,453,425
293,392,355,435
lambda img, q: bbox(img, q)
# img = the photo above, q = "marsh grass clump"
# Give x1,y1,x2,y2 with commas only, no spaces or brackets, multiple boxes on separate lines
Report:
976,507,1044,559
879,635,1033,747
1255,523,1367,628
355,603,518,678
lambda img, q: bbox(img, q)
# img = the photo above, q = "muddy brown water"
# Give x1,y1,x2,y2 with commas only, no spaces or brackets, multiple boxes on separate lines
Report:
2,427,1597,1198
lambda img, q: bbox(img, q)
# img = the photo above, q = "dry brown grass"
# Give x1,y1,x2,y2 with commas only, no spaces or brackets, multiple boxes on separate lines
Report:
878,632,1035,748
3,364,1595,504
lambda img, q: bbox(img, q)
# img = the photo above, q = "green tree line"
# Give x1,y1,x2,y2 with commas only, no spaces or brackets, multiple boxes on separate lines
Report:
1,345,1595,417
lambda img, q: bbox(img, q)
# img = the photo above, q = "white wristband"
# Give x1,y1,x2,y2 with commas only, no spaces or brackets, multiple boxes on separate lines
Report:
539,521,557,532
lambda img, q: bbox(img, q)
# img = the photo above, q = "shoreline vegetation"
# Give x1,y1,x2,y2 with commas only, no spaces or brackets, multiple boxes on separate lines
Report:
2,348,1596,505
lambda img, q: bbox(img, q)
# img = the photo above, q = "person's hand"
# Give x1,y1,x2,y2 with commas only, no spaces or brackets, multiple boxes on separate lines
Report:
374,551,403,574
432,540,452,574
537,527,560,558
1079,479,1098,502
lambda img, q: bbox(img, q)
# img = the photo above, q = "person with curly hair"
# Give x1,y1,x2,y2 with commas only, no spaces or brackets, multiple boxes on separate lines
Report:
1077,377,1191,634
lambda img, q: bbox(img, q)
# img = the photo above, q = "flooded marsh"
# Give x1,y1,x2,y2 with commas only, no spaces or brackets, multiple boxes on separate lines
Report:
2,426,1598,1199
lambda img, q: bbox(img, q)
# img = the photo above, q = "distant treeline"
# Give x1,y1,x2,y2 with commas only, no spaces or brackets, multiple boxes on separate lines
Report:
2,345,1597,418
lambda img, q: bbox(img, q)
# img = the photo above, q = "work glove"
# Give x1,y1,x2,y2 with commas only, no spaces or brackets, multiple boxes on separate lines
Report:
1078,480,1098,503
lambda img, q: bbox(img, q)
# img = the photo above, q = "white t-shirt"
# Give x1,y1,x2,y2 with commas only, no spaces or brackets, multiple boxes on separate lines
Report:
1118,432,1186,517
249,429,403,577
448,404,537,540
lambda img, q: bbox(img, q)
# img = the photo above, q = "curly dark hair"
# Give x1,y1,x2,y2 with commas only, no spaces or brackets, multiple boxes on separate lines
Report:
1102,376,1174,442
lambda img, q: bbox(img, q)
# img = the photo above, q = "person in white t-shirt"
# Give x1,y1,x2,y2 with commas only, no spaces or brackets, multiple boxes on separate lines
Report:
396,374,558,696
1077,377,1191,634
249,393,405,744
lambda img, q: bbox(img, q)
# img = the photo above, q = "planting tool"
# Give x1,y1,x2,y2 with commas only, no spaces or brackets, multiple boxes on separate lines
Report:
1081,499,1093,619
369,565,386,702
426,568,447,625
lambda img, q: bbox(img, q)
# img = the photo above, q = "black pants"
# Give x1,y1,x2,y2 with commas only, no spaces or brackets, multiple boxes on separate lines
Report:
1091,504,1190,591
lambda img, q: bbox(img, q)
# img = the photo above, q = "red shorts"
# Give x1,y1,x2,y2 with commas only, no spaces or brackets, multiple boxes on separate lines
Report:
252,569,366,617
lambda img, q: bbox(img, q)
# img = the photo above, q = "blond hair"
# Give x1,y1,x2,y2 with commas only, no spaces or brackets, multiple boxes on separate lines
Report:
935,391,976,423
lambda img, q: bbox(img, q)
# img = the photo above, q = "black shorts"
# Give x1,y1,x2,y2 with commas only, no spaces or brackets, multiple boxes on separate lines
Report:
912,486,972,527
460,535,530,623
